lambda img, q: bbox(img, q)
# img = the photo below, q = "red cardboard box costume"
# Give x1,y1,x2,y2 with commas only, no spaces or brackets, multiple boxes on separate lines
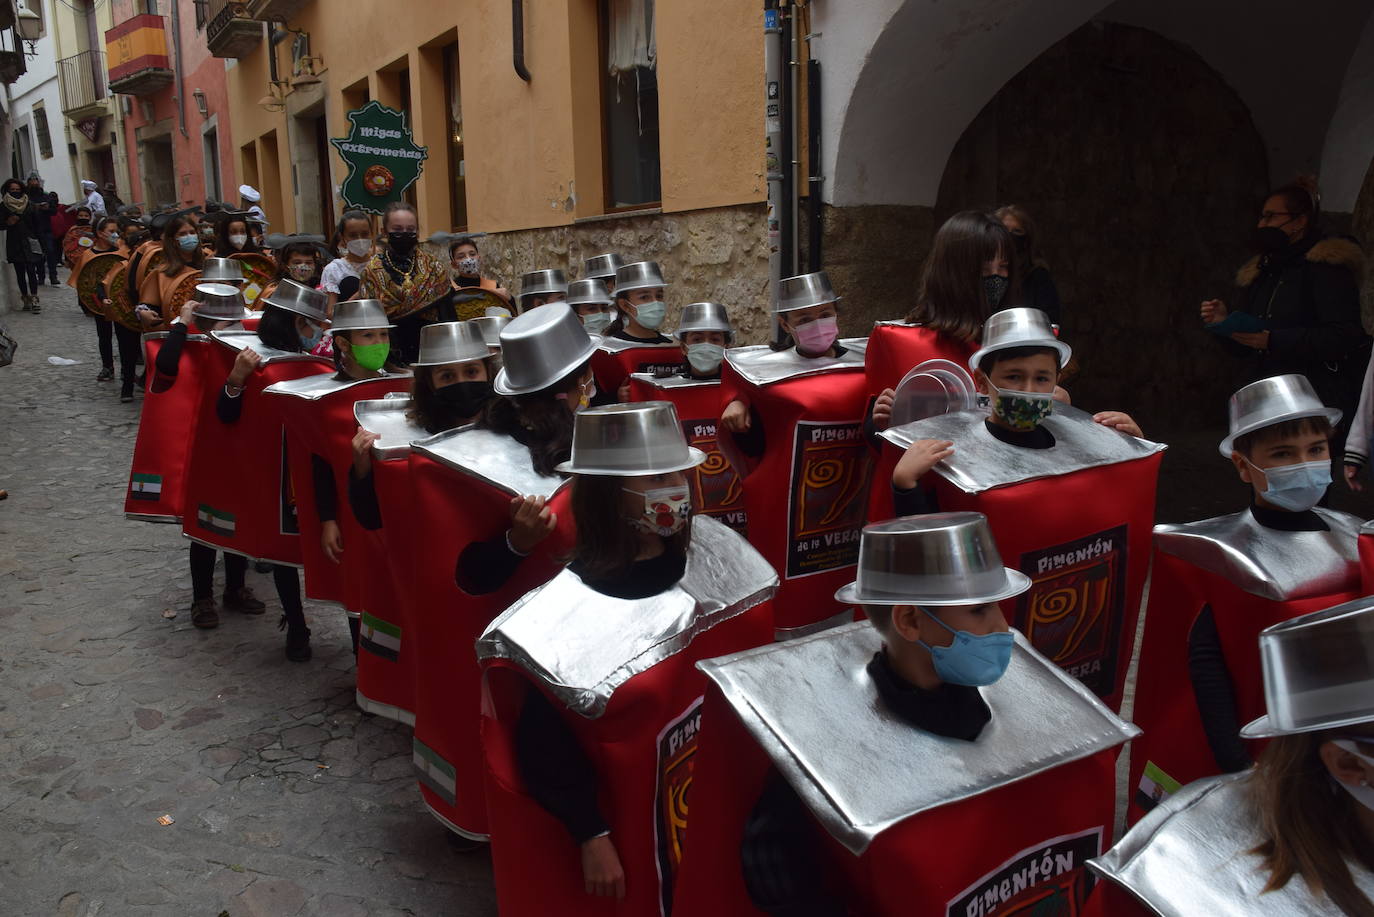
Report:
674,623,1138,916
591,337,685,397
1125,508,1360,822
124,330,213,523
477,515,778,917
880,406,1165,710
1360,519,1374,593
406,427,575,839
264,374,411,610
720,340,873,637
628,373,748,533
181,331,333,564
348,397,430,724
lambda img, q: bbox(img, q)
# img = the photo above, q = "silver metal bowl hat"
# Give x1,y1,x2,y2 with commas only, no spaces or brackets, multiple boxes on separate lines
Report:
614,261,669,294
329,298,394,333
519,269,569,298
262,278,327,323
555,402,707,475
566,278,613,306
1218,373,1342,457
469,315,510,348
775,270,840,314
412,321,493,367
583,253,624,281
968,307,1072,372
492,303,597,395
835,512,1032,606
200,256,246,284
191,282,253,322
1241,596,1374,738
675,302,734,340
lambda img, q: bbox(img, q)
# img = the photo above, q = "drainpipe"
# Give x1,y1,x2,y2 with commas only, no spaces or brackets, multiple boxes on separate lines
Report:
806,58,822,272
512,0,531,82
764,0,785,343
787,1,800,277
170,0,186,139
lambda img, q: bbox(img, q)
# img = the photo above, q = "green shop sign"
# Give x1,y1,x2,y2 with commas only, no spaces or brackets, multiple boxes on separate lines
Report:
330,101,429,213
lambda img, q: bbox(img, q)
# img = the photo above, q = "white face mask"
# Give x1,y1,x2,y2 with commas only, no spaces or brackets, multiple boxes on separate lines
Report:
685,342,725,374
228,233,247,249
582,311,613,335
1332,740,1374,812
346,238,372,258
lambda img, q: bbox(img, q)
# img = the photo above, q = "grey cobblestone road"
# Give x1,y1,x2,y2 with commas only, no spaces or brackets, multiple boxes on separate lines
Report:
0,280,496,917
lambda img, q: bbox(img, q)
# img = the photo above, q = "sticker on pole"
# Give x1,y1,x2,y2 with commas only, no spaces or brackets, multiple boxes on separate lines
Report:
329,101,429,214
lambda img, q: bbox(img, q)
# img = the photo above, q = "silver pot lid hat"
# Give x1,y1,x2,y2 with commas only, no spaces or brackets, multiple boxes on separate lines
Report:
519,269,569,298
614,261,669,294
263,278,328,323
329,298,395,333
493,303,597,395
566,278,614,306
1242,596,1374,738
469,315,509,348
775,271,840,314
200,256,246,284
968,307,1072,372
412,321,492,367
676,302,734,340
192,282,253,322
1218,374,1343,458
555,402,706,476
583,253,625,281
835,512,1032,607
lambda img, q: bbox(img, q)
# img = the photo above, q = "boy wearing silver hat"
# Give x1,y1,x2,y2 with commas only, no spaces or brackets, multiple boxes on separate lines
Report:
1127,373,1361,823
881,307,1160,711
674,512,1136,915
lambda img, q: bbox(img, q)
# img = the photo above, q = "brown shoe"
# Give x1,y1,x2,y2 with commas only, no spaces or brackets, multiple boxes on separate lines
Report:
222,586,266,615
190,598,220,629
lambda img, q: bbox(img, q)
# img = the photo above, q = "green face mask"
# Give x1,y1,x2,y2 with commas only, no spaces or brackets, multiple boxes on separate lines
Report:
349,340,390,371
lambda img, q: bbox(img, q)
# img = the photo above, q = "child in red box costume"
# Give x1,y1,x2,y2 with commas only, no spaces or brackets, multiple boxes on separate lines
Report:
591,261,686,399
673,512,1136,916
477,401,777,916
1127,373,1360,823
879,308,1157,710
719,270,873,638
628,302,746,533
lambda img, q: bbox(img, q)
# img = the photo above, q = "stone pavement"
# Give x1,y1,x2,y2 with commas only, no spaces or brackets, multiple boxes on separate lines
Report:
0,279,496,916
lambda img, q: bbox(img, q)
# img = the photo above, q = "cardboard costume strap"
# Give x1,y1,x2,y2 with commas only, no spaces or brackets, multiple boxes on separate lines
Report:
590,336,685,397
720,340,874,637
180,332,333,564
406,427,576,839
1125,509,1360,824
477,516,777,917
881,407,1164,710
628,373,748,533
125,331,212,523
674,623,1136,916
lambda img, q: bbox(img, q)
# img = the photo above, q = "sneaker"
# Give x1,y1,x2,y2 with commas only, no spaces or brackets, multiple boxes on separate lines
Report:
190,598,220,629
281,617,312,662
119,387,134,403
96,366,114,382
222,586,266,615
20,295,31,311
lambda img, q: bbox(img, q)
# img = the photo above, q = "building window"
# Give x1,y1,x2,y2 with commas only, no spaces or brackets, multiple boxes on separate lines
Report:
194,0,207,29
33,107,52,159
601,0,660,210
22,0,45,39
203,127,221,202
443,42,467,231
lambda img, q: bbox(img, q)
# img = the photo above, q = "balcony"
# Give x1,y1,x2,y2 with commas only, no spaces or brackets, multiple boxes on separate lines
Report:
58,50,109,119
206,0,261,59
246,0,312,21
105,14,174,96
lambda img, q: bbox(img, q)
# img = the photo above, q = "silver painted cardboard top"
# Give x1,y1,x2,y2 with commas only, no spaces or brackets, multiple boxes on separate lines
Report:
724,338,868,387
354,397,429,461
628,372,720,392
209,329,333,367
410,425,566,498
263,371,410,401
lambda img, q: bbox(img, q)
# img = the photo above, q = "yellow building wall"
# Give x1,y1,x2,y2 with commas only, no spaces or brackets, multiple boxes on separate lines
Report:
223,0,764,236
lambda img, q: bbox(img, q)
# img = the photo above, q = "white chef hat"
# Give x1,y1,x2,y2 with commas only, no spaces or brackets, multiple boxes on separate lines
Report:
238,184,261,203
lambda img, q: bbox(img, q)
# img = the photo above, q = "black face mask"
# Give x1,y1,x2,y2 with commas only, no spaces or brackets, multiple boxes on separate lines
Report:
387,231,418,258
1250,225,1293,255
982,274,1010,309
434,380,493,419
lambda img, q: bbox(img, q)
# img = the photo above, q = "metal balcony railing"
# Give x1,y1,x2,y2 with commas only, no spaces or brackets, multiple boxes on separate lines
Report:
206,0,261,59
58,49,107,115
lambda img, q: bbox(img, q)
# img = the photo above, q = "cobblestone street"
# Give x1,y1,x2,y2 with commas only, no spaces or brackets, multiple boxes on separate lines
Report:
0,280,496,916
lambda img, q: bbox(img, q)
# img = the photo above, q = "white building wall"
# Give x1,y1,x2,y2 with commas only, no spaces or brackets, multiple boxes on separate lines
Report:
9,0,78,202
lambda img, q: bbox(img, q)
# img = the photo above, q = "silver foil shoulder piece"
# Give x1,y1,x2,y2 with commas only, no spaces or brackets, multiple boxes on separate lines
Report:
597,336,680,354
724,338,868,387
880,405,1166,494
354,398,428,461
1154,508,1361,601
697,622,1139,855
629,373,719,392
210,330,331,366
263,370,411,401
476,516,778,718
410,426,564,498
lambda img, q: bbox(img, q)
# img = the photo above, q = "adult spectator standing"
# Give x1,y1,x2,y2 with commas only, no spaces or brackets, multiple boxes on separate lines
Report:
2,177,46,312
100,182,124,216
1201,176,1368,471
25,173,58,286
238,184,266,225
995,204,1061,326
79,180,106,220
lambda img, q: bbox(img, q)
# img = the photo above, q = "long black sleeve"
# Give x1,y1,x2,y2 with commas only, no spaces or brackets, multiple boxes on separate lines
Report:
311,454,338,523
741,771,845,916
515,687,607,844
733,406,767,458
1187,605,1252,773
216,386,244,424
153,322,188,387
892,482,939,517
454,534,525,596
1267,262,1366,364
347,467,383,531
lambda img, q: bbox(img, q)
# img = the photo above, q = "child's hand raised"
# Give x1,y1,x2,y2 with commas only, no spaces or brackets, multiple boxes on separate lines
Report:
351,426,380,476
893,439,954,490
1093,411,1142,438
872,388,896,431
227,347,263,386
508,495,557,554
721,399,751,433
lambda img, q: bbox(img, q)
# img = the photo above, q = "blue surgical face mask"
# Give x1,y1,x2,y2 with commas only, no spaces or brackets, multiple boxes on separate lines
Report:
632,300,667,331
177,234,200,251
1247,457,1330,512
299,321,324,352
685,342,725,374
917,608,1014,686
582,310,613,335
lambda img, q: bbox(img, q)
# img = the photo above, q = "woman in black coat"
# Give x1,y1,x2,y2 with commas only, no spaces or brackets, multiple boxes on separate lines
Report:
1,177,45,313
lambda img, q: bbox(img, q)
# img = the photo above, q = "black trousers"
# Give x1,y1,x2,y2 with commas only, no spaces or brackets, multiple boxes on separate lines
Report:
12,260,41,296
39,234,59,280
114,322,141,388
189,541,248,601
95,317,114,368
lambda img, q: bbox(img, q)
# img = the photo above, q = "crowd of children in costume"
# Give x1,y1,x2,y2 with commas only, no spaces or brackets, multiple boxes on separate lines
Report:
98,182,1374,916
